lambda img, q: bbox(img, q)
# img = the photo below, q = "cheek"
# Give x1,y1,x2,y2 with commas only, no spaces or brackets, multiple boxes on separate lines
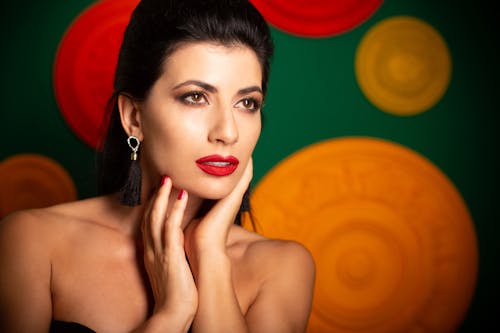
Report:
140,120,184,167
250,126,261,149
141,112,211,176
238,119,261,155
143,109,204,147
247,117,262,144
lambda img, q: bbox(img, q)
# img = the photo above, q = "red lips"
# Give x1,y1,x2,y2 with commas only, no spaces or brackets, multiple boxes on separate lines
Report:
196,155,239,176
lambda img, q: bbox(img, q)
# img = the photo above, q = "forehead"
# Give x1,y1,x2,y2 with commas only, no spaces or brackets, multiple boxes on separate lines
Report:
160,42,262,86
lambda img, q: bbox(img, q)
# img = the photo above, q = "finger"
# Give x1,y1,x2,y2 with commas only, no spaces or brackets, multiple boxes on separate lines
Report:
141,184,161,259
141,183,160,233
206,157,253,220
163,189,188,252
148,176,173,253
190,159,252,241
235,157,253,195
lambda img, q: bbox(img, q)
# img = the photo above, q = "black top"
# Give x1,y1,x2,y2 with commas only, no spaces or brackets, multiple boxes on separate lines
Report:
50,321,95,333
50,320,192,332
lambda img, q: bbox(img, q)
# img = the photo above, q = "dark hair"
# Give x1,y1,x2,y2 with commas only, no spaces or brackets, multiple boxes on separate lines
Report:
97,0,274,225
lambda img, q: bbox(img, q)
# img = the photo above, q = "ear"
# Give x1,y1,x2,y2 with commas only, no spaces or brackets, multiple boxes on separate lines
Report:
118,94,144,141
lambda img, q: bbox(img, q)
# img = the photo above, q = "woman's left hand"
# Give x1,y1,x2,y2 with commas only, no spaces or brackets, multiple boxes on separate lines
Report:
184,158,253,270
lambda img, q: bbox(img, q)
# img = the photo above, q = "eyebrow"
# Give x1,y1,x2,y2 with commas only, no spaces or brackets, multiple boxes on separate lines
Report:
173,80,263,96
174,80,217,93
237,86,263,96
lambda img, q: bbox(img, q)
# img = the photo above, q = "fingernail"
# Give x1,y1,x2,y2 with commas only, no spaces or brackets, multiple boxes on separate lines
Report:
160,176,169,186
177,189,185,200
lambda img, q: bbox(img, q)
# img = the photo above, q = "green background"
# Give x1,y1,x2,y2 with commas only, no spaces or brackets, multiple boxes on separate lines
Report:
0,1,498,331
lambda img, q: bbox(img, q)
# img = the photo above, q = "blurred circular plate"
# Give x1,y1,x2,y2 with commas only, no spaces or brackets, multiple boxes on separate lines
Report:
0,154,77,218
250,0,383,37
355,16,451,116
246,137,477,333
53,0,139,148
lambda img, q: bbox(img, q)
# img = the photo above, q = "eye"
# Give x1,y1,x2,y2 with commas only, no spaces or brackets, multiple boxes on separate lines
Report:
180,91,208,105
236,97,262,112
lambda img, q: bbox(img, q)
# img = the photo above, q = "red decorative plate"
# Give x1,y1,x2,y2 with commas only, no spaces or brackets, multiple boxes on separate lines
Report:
53,0,139,148
250,0,383,37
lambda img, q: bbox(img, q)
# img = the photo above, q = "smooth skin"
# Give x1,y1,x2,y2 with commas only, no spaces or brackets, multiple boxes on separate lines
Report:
0,43,315,333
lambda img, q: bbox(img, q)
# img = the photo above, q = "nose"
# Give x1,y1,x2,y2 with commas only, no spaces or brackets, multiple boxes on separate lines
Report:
208,107,239,145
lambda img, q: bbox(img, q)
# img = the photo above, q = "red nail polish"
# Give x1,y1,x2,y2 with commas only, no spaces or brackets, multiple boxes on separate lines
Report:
177,189,185,200
160,176,169,186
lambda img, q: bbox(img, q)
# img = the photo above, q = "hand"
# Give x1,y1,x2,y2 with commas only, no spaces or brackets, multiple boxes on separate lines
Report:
184,158,253,267
141,177,197,322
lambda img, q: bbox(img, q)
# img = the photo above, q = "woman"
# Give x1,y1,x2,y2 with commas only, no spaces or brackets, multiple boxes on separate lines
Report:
0,0,315,332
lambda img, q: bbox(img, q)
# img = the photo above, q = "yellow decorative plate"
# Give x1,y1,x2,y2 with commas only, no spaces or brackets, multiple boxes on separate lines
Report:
246,137,477,333
355,16,452,116
0,154,77,218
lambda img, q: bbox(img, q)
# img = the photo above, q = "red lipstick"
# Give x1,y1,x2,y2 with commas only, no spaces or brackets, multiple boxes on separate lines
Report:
196,155,239,176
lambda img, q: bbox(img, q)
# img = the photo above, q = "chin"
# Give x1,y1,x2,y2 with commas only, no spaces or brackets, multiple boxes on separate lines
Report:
190,181,235,200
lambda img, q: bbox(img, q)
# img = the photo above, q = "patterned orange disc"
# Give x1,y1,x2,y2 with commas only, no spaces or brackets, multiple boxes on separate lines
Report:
245,137,477,333
355,16,452,116
0,154,77,218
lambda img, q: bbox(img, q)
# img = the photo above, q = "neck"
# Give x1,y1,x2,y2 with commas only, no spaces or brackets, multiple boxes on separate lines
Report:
106,189,204,236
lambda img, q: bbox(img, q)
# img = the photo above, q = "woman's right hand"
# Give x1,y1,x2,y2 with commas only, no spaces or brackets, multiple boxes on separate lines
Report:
140,176,197,330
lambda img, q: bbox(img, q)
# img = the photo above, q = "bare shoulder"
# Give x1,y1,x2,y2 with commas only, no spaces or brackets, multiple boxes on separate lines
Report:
229,226,316,332
0,200,106,332
0,208,60,285
0,207,60,248
0,196,116,250
229,225,316,280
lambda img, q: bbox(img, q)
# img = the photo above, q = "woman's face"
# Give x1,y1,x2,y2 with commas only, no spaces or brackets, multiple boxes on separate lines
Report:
138,42,263,199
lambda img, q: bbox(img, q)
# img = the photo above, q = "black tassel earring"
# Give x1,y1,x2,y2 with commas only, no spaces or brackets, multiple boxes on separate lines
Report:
120,135,142,206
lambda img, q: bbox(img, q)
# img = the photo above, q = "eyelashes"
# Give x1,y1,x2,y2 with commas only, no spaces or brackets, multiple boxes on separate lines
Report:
178,91,208,105
176,91,262,112
235,97,262,112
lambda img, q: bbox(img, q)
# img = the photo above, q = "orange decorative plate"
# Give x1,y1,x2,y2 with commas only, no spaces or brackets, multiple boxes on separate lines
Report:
355,16,452,116
0,154,77,218
246,137,477,333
